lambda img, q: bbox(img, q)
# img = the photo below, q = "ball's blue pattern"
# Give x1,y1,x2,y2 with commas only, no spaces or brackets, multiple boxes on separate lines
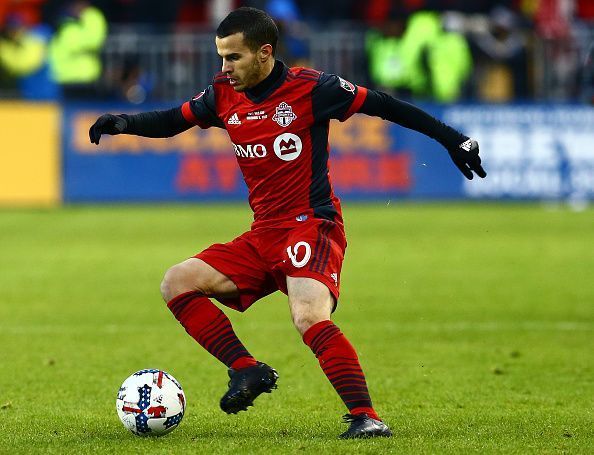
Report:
137,384,151,411
134,384,153,434
135,413,150,434
133,369,160,376
164,412,183,429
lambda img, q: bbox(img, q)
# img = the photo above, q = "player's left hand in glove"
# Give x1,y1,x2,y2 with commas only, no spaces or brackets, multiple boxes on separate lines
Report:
89,114,127,145
447,139,487,180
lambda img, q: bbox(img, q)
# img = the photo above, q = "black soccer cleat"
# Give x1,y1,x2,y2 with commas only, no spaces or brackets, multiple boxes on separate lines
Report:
339,413,393,439
220,362,278,414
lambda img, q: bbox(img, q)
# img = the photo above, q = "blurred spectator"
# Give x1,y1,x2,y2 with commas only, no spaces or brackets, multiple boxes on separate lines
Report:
267,0,310,67
576,0,594,21
297,0,358,24
176,0,208,26
365,17,409,97
207,0,237,28
0,0,46,28
104,55,154,104
0,12,59,100
47,0,107,99
173,0,243,28
366,11,472,103
469,6,529,101
91,0,182,27
583,41,594,104
0,14,44,80
534,0,580,100
437,0,517,14
534,0,574,39
427,19,473,102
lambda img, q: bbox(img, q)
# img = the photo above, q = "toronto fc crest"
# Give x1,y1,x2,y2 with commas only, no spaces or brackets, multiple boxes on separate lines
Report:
272,102,297,127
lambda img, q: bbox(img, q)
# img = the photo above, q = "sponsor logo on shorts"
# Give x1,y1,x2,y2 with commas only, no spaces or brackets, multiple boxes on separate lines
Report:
273,133,302,161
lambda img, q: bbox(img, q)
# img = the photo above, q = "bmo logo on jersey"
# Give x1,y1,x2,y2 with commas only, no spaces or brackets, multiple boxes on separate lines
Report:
233,142,267,158
273,133,303,161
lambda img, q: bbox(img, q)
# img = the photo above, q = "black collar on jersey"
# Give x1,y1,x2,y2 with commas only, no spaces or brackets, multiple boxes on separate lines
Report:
244,60,287,104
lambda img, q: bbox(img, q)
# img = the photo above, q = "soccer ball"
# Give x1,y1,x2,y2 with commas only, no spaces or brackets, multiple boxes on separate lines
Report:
116,369,186,437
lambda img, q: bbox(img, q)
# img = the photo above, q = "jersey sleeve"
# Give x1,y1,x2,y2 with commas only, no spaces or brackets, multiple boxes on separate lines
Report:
311,73,368,123
359,89,467,149
180,85,225,129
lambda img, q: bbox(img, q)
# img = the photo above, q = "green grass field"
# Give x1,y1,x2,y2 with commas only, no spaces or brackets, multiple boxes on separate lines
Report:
1,203,593,454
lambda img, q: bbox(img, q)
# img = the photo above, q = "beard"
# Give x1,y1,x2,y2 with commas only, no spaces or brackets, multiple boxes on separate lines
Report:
234,58,265,91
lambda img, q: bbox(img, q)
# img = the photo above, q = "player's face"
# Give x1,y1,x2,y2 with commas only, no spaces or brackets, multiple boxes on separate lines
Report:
215,33,271,92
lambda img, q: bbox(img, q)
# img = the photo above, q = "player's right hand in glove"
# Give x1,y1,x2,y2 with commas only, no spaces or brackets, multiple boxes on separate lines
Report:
447,138,487,180
89,114,128,145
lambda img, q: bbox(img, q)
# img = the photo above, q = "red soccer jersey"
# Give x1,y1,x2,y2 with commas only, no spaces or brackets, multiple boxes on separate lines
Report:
180,62,367,226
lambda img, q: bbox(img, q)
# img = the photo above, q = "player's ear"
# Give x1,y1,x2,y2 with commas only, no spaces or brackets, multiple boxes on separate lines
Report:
259,44,273,62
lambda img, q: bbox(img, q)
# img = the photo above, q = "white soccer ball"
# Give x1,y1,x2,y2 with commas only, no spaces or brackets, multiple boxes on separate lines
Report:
116,369,186,437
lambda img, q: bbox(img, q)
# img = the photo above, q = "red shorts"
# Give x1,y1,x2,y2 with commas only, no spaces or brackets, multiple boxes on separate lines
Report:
195,216,346,312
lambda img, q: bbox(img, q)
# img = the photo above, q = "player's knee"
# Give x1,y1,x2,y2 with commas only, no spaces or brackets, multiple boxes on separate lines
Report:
160,266,177,302
160,263,199,303
292,312,326,336
290,299,328,335
289,284,334,335
291,315,311,335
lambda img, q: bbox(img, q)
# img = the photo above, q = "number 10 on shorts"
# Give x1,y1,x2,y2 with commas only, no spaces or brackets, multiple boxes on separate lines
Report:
286,241,311,268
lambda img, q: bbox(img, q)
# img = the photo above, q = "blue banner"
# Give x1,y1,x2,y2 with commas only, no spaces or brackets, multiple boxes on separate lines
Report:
63,103,594,202
443,105,594,201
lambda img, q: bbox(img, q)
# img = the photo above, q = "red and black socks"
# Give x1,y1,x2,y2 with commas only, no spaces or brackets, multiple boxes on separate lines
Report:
303,319,381,421
167,291,258,370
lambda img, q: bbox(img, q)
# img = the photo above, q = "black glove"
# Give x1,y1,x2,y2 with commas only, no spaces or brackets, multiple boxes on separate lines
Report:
89,114,128,145
447,139,486,180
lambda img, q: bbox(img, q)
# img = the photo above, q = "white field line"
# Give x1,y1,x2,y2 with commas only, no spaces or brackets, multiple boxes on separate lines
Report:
0,321,592,335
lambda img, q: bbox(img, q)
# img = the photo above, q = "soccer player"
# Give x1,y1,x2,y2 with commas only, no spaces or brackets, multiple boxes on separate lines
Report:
89,7,486,439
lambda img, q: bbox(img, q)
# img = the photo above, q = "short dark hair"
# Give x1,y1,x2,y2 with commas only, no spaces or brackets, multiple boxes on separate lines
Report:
216,7,279,54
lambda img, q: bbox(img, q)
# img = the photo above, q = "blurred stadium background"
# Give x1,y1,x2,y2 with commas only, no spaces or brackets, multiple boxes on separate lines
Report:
0,0,593,206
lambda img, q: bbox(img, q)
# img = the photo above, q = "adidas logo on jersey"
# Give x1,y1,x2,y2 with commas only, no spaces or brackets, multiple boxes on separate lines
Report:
228,113,242,125
460,139,473,151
